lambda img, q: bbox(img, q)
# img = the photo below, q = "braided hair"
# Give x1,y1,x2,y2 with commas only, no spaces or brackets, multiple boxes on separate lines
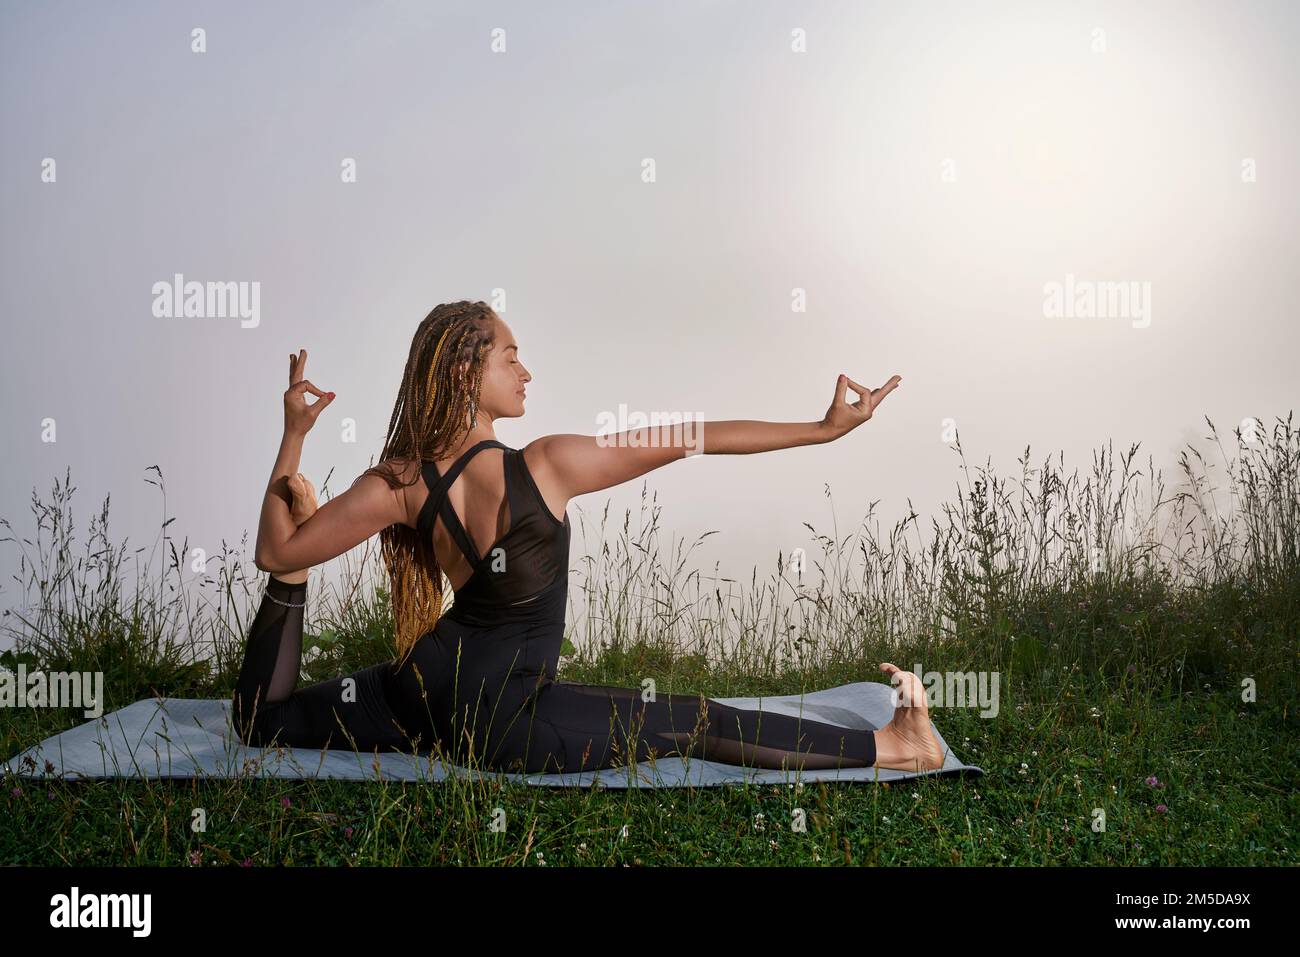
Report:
361,300,498,664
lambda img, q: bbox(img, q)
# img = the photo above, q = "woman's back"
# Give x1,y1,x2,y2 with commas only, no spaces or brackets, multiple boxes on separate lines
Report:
415,439,570,613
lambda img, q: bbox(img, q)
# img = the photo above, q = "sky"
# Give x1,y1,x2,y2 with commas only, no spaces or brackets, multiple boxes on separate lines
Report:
1,0,1296,641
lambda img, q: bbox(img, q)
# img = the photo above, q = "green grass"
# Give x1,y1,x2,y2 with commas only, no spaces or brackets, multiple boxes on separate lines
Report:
2,415,1297,866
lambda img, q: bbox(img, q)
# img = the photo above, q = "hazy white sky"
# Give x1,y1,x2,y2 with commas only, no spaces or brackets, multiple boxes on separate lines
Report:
2,0,1296,630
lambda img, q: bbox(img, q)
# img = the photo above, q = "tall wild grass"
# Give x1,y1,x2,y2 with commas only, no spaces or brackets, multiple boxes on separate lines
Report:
1,415,1296,753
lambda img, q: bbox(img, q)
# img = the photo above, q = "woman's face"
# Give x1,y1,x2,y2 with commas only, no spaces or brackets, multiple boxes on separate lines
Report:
473,315,531,421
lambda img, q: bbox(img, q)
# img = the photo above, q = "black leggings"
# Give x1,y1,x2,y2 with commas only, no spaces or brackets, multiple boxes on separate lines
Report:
232,575,878,774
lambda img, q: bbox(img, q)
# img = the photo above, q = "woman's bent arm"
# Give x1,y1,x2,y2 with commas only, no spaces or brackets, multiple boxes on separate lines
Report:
253,348,407,575
254,429,308,572
254,467,408,575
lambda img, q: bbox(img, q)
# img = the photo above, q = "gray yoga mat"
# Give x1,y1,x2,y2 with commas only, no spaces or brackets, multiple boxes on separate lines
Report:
2,680,983,788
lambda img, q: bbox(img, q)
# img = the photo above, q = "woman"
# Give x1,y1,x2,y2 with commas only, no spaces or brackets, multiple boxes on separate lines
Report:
232,300,946,775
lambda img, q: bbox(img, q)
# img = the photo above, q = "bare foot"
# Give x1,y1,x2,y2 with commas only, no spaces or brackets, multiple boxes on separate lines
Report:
872,663,947,772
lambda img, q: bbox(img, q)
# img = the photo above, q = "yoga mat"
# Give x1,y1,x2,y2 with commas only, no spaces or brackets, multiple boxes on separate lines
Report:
2,680,983,788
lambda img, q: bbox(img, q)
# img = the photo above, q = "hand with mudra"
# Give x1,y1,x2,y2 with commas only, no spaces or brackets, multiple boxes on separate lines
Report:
819,373,902,441
283,349,336,440
264,349,334,586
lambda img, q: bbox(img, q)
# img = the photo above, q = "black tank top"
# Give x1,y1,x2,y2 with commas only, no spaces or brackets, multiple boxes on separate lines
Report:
416,439,570,612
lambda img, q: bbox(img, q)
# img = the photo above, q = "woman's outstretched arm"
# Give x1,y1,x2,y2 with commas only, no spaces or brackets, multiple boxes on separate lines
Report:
253,349,408,575
528,372,902,500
